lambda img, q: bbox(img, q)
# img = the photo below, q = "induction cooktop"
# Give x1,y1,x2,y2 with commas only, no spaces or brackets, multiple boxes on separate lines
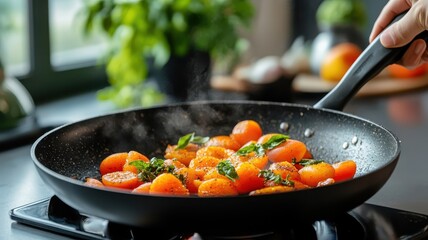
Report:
9,195,428,240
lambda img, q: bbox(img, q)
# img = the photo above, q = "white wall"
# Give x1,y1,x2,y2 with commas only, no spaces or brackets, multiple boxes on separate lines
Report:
241,0,293,63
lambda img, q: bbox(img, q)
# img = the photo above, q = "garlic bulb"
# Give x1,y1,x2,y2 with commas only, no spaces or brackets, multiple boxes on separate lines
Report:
236,56,283,84
280,36,311,75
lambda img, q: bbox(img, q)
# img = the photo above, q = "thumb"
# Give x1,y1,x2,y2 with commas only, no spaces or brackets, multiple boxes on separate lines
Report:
380,9,426,48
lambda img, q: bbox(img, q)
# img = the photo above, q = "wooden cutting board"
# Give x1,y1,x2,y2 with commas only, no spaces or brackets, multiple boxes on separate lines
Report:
293,73,428,97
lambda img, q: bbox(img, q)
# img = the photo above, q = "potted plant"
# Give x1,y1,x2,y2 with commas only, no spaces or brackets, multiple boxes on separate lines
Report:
309,0,367,75
81,0,254,108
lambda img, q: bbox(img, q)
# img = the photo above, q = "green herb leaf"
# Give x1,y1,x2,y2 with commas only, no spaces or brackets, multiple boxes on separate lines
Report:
176,133,194,149
128,160,150,171
236,143,256,155
299,159,325,166
261,134,289,150
176,132,209,149
236,143,265,156
175,173,186,185
82,0,255,108
191,135,210,145
130,157,175,182
258,170,294,187
217,160,239,181
235,134,289,157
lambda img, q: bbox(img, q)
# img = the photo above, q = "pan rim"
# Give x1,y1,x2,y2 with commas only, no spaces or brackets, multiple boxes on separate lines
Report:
30,99,401,199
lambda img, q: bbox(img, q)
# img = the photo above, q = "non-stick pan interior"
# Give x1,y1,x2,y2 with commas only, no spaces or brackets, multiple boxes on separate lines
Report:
30,100,400,229
33,100,399,182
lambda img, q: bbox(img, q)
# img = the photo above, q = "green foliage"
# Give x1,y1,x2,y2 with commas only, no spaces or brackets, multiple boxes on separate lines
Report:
0,2,13,32
316,0,367,28
80,0,254,108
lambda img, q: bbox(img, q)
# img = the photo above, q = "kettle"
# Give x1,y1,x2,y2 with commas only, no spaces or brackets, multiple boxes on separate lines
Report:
0,58,35,131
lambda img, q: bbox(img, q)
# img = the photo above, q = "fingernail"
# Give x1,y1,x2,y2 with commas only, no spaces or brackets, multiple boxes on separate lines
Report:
380,30,395,47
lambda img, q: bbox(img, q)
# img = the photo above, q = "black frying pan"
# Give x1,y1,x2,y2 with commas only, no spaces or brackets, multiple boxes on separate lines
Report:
31,13,426,232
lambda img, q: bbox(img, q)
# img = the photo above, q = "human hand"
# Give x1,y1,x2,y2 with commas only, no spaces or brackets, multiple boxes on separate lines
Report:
369,0,428,68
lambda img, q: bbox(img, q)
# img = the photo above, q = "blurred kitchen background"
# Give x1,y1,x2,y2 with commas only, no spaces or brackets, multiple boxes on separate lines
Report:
0,0,388,101
3,0,421,149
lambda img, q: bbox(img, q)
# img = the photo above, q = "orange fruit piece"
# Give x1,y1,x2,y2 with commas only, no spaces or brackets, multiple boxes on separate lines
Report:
298,162,335,187
99,152,128,175
84,178,104,188
388,63,427,79
164,144,198,167
174,167,199,193
205,135,241,151
233,162,265,194
122,150,150,174
101,171,141,189
198,178,239,197
269,161,300,181
266,139,308,163
249,185,294,196
132,182,152,194
149,173,189,196
320,43,362,82
332,160,357,182
230,120,263,147
189,156,222,179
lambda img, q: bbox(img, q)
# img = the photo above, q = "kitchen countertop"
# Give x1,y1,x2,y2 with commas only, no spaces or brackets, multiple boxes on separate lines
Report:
2,88,428,239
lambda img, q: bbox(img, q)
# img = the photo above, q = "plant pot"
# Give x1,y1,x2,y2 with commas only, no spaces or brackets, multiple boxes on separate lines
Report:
150,50,211,102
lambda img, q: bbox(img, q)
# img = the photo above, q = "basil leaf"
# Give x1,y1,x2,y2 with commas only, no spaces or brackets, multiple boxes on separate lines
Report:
261,134,289,150
176,132,209,149
258,169,294,187
217,160,239,181
131,157,176,182
299,159,325,166
236,134,289,157
176,133,194,149
129,160,149,171
236,143,257,155
191,136,210,145
236,143,265,156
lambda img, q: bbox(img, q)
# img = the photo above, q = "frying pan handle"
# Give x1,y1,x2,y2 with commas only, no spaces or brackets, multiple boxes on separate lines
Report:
313,11,428,111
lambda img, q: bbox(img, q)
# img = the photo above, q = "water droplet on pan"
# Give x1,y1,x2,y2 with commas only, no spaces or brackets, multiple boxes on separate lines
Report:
351,136,358,145
304,128,314,138
342,142,349,149
280,122,289,131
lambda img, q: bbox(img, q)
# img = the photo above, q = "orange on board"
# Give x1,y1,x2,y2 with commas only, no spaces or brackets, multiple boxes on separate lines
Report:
388,63,427,79
320,43,362,82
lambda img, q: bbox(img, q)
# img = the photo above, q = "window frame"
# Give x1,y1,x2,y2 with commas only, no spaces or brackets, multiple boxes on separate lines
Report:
17,0,107,105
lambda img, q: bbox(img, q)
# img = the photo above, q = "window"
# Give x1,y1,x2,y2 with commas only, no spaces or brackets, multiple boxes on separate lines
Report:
49,0,107,68
0,0,108,104
0,0,29,76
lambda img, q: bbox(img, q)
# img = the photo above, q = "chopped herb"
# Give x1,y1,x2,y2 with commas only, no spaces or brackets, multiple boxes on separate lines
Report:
176,132,209,149
175,173,186,185
298,159,325,166
129,157,175,182
258,170,294,187
217,160,239,181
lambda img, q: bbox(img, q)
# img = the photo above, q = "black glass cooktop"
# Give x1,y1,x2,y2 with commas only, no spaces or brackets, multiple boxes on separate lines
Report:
9,195,428,240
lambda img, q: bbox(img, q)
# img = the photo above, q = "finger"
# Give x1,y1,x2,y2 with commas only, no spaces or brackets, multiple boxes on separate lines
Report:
369,0,412,42
422,49,428,62
398,39,426,67
380,1,428,48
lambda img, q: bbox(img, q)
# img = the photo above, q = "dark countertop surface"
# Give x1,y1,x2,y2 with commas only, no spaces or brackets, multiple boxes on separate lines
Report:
2,87,428,239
